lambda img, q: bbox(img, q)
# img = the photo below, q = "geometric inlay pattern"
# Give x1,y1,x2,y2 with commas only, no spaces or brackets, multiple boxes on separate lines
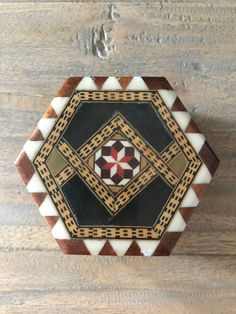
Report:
33,91,202,240
94,139,141,186
15,76,220,256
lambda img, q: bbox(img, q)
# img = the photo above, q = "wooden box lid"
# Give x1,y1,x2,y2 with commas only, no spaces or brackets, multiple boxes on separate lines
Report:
15,77,219,256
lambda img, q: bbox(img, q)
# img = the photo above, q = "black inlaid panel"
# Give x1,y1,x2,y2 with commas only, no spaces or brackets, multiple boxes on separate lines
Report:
107,177,172,227
61,175,112,225
61,173,172,227
63,101,173,153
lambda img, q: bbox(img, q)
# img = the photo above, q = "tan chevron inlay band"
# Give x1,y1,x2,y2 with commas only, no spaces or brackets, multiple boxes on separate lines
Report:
55,141,181,189
160,142,180,163
54,164,75,186
77,114,178,188
116,115,178,187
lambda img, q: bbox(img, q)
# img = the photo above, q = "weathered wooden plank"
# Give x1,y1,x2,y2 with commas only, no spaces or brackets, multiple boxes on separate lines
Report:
0,2,235,312
0,2,235,95
2,0,233,2
0,251,235,313
0,288,235,314
1,290,235,314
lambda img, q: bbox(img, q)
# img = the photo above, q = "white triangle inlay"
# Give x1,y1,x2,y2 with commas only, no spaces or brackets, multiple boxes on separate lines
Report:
137,240,160,256
76,77,98,90
51,97,70,116
38,118,56,139
51,218,71,239
126,77,149,91
109,240,132,256
27,172,46,193
172,111,191,132
186,133,205,153
84,239,106,255
158,89,177,109
193,164,212,184
39,195,59,216
23,140,43,161
167,210,186,232
102,77,122,90
181,187,199,208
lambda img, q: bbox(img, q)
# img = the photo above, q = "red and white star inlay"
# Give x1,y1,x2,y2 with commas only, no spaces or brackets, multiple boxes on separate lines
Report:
94,139,141,186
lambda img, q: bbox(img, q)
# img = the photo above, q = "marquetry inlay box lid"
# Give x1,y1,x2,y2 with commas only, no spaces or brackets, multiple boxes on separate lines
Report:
15,77,219,256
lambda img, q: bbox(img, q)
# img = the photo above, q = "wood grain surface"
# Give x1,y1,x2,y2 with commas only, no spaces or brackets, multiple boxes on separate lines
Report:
0,1,235,313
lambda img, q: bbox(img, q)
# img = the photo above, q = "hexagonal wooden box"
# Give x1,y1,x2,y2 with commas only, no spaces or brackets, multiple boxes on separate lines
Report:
15,77,219,256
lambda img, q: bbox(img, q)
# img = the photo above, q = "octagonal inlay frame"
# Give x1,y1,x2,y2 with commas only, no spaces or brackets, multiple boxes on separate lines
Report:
15,76,219,256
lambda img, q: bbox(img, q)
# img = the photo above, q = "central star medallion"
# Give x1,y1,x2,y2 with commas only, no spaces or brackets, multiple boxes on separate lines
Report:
94,139,141,187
